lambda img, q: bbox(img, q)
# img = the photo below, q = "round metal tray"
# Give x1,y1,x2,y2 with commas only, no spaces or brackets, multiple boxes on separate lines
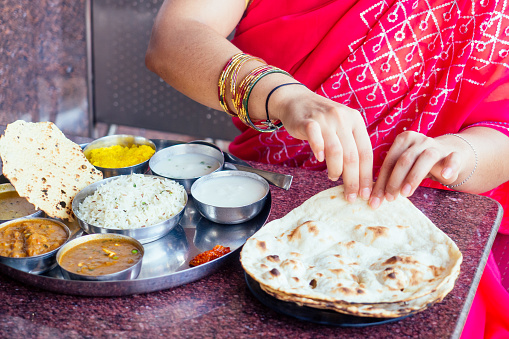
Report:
0,139,271,296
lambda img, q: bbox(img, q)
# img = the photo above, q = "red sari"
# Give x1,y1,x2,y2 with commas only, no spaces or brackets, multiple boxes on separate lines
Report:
230,1,509,337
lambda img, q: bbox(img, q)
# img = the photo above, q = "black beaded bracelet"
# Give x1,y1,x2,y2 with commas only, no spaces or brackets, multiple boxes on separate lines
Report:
264,82,306,129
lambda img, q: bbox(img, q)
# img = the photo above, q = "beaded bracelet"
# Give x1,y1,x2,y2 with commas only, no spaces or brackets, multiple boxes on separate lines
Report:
443,133,478,189
265,82,306,128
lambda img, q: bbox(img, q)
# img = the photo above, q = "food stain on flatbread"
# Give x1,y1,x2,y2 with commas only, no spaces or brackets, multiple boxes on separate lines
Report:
365,226,389,240
255,240,267,252
0,120,103,220
266,255,280,263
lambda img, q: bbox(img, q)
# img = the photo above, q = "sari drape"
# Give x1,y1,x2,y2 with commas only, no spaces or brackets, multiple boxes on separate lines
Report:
230,1,509,337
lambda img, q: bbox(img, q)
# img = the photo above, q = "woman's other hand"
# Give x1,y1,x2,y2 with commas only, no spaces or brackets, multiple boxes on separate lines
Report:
368,128,509,209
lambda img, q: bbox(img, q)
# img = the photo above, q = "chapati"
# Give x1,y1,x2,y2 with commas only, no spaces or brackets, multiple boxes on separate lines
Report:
240,185,462,318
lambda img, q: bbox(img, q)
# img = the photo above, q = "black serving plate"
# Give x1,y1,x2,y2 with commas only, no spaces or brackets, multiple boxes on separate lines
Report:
245,273,409,327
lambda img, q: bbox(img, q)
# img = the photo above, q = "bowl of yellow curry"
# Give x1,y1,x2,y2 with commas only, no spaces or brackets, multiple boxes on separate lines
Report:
56,233,144,281
83,134,156,178
0,217,71,274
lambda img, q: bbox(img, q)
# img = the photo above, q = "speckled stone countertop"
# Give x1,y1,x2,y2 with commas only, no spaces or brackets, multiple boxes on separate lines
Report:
0,160,501,338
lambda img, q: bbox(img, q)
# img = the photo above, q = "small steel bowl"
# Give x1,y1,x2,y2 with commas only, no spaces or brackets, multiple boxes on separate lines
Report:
191,171,269,224
0,218,71,274
72,175,188,244
56,233,144,281
0,183,44,223
149,143,224,193
83,134,156,178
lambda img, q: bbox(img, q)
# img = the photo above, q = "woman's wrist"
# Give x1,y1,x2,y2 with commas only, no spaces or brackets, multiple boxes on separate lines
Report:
440,133,478,189
243,72,297,121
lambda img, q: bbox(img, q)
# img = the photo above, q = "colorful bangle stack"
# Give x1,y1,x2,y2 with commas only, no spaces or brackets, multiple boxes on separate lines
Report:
218,53,264,117
235,65,292,132
218,52,295,132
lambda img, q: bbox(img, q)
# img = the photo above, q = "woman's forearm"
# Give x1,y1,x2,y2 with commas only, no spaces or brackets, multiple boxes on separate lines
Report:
145,0,298,121
145,0,244,111
443,127,509,193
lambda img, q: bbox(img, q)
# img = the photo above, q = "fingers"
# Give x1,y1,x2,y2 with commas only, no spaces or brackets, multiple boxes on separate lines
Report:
370,132,462,209
322,113,372,202
335,129,358,201
301,110,373,203
322,127,344,182
353,126,374,200
277,92,373,202
431,151,461,185
370,134,408,207
305,121,325,162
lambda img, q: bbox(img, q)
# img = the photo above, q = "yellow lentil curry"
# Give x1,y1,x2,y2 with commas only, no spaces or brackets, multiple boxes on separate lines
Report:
0,190,38,220
59,238,142,276
87,144,155,168
0,219,68,257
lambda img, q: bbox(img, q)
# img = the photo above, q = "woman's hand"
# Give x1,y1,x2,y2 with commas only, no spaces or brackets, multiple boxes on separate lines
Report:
269,85,374,202
368,131,470,208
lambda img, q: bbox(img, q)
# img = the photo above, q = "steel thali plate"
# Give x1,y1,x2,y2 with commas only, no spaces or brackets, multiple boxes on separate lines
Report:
0,139,271,296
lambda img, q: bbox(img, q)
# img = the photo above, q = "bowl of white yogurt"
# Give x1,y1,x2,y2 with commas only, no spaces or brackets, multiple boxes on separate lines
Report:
190,171,269,224
149,143,224,193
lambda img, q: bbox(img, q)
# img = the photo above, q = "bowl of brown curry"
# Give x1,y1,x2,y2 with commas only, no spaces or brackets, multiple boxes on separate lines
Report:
56,233,144,281
0,217,71,274
0,183,43,223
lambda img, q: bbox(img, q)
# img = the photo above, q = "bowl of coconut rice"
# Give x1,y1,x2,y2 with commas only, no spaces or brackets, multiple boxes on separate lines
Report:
72,174,187,244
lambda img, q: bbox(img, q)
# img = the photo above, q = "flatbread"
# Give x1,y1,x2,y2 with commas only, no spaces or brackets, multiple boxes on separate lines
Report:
0,120,103,220
240,185,462,318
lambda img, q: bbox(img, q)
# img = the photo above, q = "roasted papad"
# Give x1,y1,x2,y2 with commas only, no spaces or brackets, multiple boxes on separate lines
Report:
0,120,103,220
240,185,462,318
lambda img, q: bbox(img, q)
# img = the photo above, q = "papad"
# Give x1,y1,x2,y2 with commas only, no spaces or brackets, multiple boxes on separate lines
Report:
0,120,103,220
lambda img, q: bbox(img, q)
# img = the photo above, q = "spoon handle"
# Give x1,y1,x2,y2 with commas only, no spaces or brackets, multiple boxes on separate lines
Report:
228,163,293,190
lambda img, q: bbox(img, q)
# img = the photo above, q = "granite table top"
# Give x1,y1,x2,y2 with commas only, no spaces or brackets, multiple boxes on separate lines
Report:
0,153,501,338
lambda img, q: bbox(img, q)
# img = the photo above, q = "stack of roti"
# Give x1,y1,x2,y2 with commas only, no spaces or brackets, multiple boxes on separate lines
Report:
0,120,103,220
241,185,462,318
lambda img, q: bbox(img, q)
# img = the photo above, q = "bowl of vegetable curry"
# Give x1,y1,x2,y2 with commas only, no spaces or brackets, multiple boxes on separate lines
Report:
0,217,70,274
56,233,144,281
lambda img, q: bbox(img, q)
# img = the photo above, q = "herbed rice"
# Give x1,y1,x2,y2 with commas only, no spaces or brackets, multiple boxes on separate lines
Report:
77,174,186,229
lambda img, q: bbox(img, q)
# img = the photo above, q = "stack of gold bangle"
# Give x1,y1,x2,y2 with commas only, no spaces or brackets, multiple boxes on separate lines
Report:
218,53,264,117
218,52,293,132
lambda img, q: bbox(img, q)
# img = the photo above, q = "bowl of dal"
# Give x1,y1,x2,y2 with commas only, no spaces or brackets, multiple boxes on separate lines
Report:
0,183,43,223
72,174,188,244
83,134,156,178
56,233,144,281
191,171,269,224
149,143,224,193
0,217,71,274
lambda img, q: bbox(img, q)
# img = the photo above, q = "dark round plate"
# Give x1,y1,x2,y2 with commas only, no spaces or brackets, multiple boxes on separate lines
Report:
245,273,409,327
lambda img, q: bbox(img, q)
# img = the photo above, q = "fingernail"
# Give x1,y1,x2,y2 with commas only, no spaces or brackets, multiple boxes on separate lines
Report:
317,151,324,162
361,188,371,200
442,167,452,179
329,176,339,182
369,197,381,209
347,193,357,203
401,184,411,197
385,193,395,202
